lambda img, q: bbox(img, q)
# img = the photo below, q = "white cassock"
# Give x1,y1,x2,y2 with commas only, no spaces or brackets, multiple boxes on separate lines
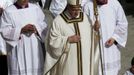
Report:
43,10,100,75
0,0,13,55
0,3,47,75
124,70,134,75
84,0,128,75
49,0,88,17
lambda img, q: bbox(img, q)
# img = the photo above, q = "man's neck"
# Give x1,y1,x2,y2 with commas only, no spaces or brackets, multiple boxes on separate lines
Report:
14,2,28,9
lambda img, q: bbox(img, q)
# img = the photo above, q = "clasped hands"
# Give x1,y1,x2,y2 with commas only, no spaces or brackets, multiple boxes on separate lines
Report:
21,24,37,37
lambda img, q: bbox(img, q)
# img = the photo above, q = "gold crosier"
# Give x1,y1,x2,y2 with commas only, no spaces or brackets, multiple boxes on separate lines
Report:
90,0,104,75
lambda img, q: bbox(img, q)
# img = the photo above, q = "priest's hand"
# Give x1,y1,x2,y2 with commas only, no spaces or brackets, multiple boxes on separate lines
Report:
21,24,37,36
68,35,81,43
105,38,115,48
93,19,100,32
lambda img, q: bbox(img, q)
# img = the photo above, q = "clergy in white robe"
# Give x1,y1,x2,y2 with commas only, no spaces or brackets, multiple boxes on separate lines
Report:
0,0,13,55
43,0,102,75
84,0,128,75
0,0,47,74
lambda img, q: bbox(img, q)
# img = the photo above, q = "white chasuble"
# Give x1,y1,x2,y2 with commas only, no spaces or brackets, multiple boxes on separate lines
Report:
44,11,101,75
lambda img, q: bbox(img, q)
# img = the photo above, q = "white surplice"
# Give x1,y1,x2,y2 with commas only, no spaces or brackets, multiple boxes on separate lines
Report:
0,3,47,75
84,0,128,75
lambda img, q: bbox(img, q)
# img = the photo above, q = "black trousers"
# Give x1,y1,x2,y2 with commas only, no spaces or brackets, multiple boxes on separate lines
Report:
0,55,8,75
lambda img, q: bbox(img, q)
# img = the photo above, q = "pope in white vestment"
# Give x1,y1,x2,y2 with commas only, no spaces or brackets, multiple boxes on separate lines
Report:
84,0,128,75
44,9,92,75
43,0,101,75
0,1,47,75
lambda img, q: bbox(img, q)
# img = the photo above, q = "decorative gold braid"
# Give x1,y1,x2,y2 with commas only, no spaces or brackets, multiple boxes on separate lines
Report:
74,23,83,75
60,12,83,23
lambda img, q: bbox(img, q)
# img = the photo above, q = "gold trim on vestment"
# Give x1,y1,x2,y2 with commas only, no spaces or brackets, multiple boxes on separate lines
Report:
45,12,83,75
60,12,83,23
90,27,94,75
73,23,83,75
